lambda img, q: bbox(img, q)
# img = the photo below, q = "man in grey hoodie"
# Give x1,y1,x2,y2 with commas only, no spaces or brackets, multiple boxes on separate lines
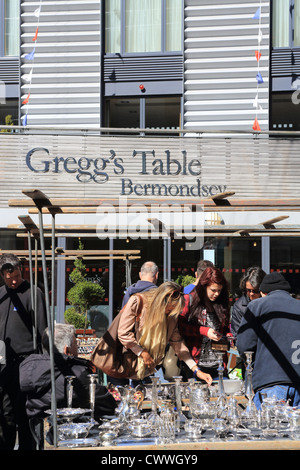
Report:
121,261,159,308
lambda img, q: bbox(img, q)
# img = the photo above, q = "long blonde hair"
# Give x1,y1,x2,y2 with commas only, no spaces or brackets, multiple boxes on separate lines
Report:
137,281,184,379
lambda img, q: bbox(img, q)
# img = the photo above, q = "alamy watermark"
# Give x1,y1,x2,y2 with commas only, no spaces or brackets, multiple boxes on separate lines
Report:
96,197,205,250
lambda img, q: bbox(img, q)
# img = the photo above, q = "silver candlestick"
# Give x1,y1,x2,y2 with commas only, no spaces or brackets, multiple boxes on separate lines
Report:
88,373,98,418
66,376,76,408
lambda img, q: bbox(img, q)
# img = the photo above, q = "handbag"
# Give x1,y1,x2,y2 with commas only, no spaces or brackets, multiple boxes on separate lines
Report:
162,345,180,381
90,295,143,379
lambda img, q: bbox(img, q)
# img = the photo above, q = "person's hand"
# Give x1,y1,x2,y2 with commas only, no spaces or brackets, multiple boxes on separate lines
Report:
194,369,213,386
207,328,222,341
140,350,155,369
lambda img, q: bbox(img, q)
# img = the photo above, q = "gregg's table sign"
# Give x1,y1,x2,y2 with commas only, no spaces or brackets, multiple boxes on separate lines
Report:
0,132,299,206
25,146,227,198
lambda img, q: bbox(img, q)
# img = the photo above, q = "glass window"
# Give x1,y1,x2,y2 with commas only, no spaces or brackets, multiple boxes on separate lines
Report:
105,0,121,54
105,98,140,128
4,0,19,56
145,97,181,129
125,0,161,53
105,96,181,130
166,0,182,51
105,0,182,54
272,0,300,47
270,237,300,296
295,0,300,45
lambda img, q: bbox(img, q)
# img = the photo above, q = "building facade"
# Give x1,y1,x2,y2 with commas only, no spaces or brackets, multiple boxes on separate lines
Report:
1,1,300,328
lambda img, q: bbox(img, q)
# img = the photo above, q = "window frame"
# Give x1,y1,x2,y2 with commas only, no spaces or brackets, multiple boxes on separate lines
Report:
104,0,184,57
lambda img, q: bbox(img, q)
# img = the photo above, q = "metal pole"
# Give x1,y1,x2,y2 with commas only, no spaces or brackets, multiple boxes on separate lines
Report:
109,238,114,325
261,236,270,274
51,213,56,330
56,237,66,323
38,209,57,448
27,231,37,351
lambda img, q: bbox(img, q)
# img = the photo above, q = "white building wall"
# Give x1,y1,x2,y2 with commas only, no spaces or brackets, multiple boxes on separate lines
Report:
184,0,270,131
20,0,101,128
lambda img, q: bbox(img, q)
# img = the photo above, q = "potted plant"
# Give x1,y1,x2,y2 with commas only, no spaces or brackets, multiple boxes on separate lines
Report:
64,241,105,333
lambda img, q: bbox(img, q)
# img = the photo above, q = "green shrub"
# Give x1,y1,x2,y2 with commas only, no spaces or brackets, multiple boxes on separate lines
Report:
67,280,105,315
64,307,88,330
64,240,105,330
175,274,195,287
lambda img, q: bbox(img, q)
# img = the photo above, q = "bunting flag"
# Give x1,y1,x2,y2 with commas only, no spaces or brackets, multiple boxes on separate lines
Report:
253,7,261,20
255,50,262,62
253,94,263,110
22,2,42,126
34,6,41,18
23,69,33,83
32,27,39,42
21,114,28,126
25,48,35,60
252,117,261,131
252,1,263,132
256,72,264,84
22,93,31,105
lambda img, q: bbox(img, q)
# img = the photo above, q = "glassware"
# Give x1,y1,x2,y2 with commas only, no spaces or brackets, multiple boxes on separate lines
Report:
147,376,162,433
242,351,258,426
212,418,228,439
157,400,177,444
172,376,187,429
288,408,300,440
184,419,203,439
226,396,241,430
215,352,228,418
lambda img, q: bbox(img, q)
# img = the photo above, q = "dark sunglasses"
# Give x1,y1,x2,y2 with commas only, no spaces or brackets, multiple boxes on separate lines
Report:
165,290,183,302
246,288,260,294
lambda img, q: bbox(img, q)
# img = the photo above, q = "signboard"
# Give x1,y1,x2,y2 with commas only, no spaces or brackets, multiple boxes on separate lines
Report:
1,133,300,207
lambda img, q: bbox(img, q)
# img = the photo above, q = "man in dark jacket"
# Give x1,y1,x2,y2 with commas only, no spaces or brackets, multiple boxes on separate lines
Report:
0,254,47,450
19,324,117,421
237,272,300,409
121,261,158,307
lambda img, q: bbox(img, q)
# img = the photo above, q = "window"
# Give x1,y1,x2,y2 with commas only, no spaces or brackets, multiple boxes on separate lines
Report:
272,0,300,47
4,0,19,56
105,96,181,130
105,0,183,54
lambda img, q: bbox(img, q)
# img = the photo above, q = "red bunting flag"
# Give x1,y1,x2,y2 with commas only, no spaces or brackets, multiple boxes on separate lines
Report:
32,27,39,41
252,117,261,131
22,93,31,105
255,50,261,61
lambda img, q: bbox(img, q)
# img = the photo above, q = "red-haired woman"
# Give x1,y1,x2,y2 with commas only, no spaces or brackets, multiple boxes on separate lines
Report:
178,267,231,380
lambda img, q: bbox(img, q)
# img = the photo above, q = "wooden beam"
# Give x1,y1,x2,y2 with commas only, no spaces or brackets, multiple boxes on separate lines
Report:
261,215,290,229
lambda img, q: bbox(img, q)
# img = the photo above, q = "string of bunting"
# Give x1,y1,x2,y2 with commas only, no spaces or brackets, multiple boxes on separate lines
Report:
252,1,263,132
21,2,42,126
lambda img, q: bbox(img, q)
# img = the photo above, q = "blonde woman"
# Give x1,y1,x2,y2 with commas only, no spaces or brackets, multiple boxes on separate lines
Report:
117,281,212,384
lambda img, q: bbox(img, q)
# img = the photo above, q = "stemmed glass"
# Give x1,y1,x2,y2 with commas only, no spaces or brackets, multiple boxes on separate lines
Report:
146,376,162,433
242,351,258,426
215,352,227,418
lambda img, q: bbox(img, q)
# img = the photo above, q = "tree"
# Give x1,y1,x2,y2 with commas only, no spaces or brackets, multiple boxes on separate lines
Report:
0,115,14,133
64,241,105,330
